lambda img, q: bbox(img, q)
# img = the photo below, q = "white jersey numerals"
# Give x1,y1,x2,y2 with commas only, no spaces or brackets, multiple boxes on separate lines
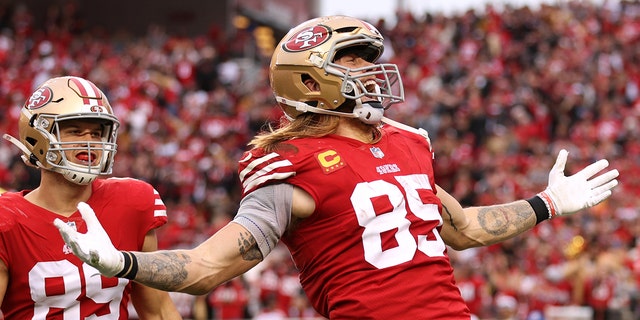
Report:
351,174,445,269
29,260,128,319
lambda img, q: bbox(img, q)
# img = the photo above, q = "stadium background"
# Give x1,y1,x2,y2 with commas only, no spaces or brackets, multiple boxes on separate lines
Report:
0,0,639,319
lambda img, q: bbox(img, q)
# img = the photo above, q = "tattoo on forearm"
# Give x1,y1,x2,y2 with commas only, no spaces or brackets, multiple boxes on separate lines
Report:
442,204,458,231
478,206,510,236
238,231,262,261
135,251,190,291
478,201,534,236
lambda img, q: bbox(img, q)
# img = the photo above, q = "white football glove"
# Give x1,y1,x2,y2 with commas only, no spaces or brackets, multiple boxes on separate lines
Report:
54,202,125,277
539,149,619,217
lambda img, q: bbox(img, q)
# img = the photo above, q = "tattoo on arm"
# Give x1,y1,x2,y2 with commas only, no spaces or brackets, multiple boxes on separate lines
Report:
238,231,262,261
442,204,458,231
135,251,191,291
477,201,534,236
131,231,262,292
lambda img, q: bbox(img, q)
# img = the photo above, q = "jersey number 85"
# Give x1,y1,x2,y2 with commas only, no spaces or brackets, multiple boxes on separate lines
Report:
351,174,445,269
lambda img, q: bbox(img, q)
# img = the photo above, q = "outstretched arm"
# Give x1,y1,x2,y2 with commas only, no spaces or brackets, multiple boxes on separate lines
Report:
131,223,262,294
439,149,619,250
54,204,262,295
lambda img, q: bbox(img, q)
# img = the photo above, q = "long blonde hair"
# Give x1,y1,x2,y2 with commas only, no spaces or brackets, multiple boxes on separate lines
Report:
249,113,381,152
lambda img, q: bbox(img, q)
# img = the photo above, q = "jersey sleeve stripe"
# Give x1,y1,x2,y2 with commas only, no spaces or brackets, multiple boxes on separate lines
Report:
154,209,167,217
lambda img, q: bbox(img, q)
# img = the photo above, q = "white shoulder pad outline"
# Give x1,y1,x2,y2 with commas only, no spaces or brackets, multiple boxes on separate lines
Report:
382,117,433,155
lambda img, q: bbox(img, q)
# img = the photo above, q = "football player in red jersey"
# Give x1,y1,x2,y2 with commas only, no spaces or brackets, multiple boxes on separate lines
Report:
0,76,182,319
56,16,619,319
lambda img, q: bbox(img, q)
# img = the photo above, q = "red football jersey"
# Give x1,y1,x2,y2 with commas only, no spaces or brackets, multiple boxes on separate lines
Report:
238,126,470,319
0,178,168,319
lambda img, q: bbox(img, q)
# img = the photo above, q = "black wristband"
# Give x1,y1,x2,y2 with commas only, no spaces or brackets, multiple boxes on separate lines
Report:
114,251,138,280
526,195,550,225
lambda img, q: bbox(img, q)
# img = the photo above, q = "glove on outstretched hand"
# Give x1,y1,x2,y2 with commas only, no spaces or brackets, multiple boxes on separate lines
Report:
54,202,124,277
540,149,619,217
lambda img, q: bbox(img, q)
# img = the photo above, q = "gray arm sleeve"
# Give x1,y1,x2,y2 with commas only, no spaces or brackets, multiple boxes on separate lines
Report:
231,183,293,258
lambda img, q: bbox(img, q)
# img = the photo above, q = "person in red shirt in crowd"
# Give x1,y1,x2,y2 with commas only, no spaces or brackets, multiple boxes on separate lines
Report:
0,76,181,319
254,293,287,320
56,16,619,319
493,292,520,320
453,259,491,318
583,251,626,320
207,277,249,319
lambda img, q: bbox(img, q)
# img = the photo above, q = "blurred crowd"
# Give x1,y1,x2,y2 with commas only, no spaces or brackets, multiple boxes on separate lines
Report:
0,1,639,319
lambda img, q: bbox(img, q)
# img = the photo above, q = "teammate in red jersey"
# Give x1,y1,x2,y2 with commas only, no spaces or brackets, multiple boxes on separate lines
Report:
0,76,182,319
55,16,619,319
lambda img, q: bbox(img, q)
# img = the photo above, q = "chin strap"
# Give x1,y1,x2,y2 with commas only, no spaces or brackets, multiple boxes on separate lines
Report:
276,96,384,124
353,99,383,124
276,96,358,120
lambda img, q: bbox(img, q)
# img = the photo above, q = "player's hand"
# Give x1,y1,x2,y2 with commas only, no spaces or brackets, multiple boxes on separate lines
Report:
540,149,619,217
54,202,124,277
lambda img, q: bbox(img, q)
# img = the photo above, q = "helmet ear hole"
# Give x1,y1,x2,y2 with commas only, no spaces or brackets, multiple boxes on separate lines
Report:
25,137,37,147
301,73,320,92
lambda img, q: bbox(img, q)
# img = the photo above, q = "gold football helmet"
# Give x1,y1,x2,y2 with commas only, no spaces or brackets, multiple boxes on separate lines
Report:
3,76,119,185
270,15,404,124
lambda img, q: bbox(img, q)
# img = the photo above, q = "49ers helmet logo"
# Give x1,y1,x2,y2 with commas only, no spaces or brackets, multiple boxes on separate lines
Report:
26,86,53,110
283,25,331,52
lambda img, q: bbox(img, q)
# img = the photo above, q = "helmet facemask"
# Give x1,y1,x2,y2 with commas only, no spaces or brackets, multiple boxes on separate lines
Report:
323,39,404,110
323,41,403,124
41,114,118,185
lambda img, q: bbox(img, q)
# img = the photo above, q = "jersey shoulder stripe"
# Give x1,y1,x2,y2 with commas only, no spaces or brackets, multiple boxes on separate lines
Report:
239,150,295,194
